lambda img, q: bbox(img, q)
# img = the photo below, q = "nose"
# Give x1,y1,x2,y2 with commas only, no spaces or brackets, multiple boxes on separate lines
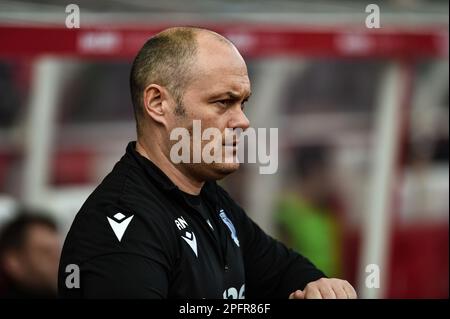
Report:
228,107,250,131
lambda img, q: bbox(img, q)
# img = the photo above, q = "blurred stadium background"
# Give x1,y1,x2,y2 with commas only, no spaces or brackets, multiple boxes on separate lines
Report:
0,0,448,298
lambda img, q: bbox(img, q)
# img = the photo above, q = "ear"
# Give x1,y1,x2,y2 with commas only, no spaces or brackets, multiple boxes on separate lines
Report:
142,84,173,127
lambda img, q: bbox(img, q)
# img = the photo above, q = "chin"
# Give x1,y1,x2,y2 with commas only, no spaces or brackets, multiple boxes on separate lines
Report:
206,162,240,180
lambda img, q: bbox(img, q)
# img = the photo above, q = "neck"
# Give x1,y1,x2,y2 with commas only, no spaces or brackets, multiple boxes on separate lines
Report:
136,138,204,195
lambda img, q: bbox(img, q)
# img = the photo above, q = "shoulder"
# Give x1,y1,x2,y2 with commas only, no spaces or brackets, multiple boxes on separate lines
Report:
61,160,179,265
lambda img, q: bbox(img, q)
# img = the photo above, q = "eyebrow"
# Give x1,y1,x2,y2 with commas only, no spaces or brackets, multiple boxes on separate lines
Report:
210,91,252,101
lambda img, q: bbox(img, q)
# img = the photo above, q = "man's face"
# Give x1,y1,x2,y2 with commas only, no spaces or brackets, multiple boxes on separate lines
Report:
6,224,61,293
167,36,251,182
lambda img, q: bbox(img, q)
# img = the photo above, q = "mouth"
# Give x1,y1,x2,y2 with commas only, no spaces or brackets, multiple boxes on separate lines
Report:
223,143,238,148
223,140,239,147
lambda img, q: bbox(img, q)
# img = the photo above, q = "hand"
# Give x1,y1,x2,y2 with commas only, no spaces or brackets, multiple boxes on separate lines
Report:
289,278,357,299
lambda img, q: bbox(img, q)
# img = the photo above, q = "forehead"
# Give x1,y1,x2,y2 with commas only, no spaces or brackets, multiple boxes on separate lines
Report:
187,37,251,97
26,224,57,242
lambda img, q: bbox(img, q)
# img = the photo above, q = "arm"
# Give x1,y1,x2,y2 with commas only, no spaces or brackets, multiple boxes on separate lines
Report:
235,204,357,299
236,206,326,298
81,253,168,298
58,203,178,299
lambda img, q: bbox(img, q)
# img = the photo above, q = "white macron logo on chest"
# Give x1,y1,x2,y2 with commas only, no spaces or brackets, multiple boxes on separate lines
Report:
107,212,134,242
175,216,198,257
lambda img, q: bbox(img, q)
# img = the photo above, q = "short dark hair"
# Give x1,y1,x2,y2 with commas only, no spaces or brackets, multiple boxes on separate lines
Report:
0,210,58,258
129,27,199,135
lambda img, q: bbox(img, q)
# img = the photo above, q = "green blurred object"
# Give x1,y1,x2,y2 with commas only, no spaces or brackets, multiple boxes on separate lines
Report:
275,194,342,278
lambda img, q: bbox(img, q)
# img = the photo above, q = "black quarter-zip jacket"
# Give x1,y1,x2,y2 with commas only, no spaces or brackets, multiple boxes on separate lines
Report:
58,142,325,299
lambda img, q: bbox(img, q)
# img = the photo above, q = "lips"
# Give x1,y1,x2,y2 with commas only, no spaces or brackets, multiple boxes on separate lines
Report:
223,140,239,147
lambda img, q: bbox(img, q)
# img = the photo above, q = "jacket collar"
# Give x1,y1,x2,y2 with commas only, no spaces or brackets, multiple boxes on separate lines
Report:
124,141,219,203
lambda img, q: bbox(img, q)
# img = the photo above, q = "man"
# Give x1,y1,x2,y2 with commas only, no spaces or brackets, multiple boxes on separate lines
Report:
0,212,61,298
58,27,357,299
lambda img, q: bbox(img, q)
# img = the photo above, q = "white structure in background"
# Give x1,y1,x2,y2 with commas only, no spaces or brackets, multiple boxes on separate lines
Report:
357,64,406,299
22,58,96,232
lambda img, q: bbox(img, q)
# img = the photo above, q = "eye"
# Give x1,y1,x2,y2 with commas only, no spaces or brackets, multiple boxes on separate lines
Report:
214,99,233,108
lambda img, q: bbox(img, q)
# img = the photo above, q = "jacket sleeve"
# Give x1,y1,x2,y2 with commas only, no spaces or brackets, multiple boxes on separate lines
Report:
80,253,168,298
233,203,326,299
58,203,178,299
